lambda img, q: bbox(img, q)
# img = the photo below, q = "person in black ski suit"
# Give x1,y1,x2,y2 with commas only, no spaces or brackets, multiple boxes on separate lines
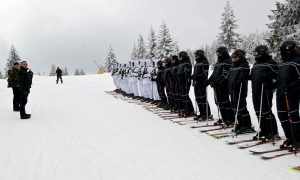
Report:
177,51,195,117
228,49,254,134
19,61,33,119
208,47,234,125
163,58,173,110
276,40,300,150
170,55,181,112
7,62,21,111
56,67,63,84
155,60,168,107
251,45,279,140
192,50,212,121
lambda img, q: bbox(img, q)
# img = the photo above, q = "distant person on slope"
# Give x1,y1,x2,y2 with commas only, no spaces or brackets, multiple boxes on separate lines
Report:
19,61,33,119
7,62,21,111
56,67,63,84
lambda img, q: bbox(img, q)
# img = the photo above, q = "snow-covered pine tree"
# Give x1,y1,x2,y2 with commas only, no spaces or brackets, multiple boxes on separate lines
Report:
80,69,86,75
4,45,21,78
146,27,157,60
173,41,180,55
131,44,138,60
74,69,80,76
204,40,218,65
104,45,118,72
156,22,175,61
266,2,287,53
49,65,57,76
280,0,300,41
0,71,3,79
136,34,146,60
63,67,69,76
217,1,240,52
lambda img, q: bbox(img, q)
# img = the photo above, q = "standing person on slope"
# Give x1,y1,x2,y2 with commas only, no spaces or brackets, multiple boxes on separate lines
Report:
163,58,173,110
228,49,254,134
177,51,195,117
250,45,279,141
170,55,181,112
208,47,234,126
19,61,33,119
156,60,167,108
192,50,212,121
7,62,21,111
276,40,300,151
56,67,63,84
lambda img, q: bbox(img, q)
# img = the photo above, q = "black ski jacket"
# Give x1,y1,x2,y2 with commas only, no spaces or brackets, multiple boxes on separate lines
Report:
192,57,209,85
250,56,277,94
19,66,32,93
228,58,250,96
177,59,192,84
277,53,300,95
208,58,232,88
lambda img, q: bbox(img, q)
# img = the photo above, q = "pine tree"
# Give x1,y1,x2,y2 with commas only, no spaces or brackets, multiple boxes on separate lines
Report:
104,45,118,72
131,44,138,60
173,41,180,55
186,49,195,65
63,67,69,76
217,1,240,52
74,69,80,76
80,69,86,75
146,27,157,60
0,71,3,79
156,22,175,60
266,2,287,53
4,45,21,78
49,65,57,76
281,0,300,41
136,34,146,59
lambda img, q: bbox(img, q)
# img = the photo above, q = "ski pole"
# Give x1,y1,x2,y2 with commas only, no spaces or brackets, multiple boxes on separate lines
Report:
233,83,243,137
194,85,199,124
257,83,264,141
206,87,209,125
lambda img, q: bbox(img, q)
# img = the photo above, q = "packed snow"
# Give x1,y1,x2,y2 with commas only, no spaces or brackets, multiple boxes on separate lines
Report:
0,74,299,180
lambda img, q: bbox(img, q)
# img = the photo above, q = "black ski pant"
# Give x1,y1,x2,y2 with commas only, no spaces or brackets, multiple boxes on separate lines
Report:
179,79,194,113
214,87,234,124
194,82,211,117
230,88,251,128
12,87,20,110
252,87,278,137
157,82,167,105
57,75,63,84
172,80,180,110
165,79,174,107
277,93,300,144
20,91,29,116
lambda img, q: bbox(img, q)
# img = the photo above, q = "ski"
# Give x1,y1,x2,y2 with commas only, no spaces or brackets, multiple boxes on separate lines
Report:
238,138,282,149
199,126,233,133
190,123,219,129
260,150,299,160
291,166,300,172
226,139,257,145
249,147,290,155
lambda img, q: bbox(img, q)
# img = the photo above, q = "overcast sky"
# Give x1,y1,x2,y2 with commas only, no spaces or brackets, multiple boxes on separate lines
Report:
0,0,278,74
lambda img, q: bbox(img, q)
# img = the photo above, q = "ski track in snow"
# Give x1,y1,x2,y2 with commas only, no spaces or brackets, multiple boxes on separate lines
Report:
0,74,299,180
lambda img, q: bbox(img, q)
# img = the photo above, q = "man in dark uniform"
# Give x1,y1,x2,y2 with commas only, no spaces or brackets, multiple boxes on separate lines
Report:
251,45,279,140
192,50,212,121
208,47,234,126
19,61,33,119
177,51,195,117
155,60,167,107
276,40,300,151
56,67,63,84
228,49,254,134
7,62,21,111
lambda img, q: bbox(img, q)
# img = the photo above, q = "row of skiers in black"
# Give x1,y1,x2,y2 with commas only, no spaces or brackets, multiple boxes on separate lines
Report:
115,40,300,151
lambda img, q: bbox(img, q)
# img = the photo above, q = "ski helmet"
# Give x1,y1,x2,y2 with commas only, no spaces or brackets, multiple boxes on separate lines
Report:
280,40,298,54
253,45,269,56
216,46,228,54
232,49,246,58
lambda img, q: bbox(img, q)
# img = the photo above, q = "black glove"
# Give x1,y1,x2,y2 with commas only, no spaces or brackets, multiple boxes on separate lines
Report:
206,80,210,87
7,83,12,88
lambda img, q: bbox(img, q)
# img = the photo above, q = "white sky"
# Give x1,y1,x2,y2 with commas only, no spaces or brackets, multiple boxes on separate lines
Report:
0,0,278,74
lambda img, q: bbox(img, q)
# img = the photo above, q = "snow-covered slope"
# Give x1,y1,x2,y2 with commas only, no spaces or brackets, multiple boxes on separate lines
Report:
0,74,299,180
